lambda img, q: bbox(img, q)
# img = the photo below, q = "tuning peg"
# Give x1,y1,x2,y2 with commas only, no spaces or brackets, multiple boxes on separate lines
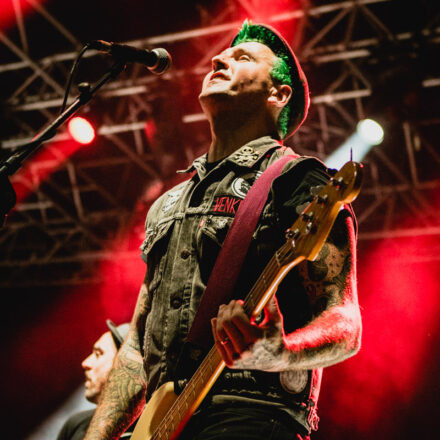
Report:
315,194,328,204
305,221,316,234
285,228,299,240
310,185,324,196
330,176,345,189
301,211,314,221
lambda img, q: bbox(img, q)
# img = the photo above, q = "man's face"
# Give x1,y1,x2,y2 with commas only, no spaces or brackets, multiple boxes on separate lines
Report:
199,41,277,112
81,331,117,404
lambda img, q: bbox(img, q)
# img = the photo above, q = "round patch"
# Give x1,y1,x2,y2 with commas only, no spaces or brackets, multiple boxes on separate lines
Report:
280,370,308,394
231,177,251,198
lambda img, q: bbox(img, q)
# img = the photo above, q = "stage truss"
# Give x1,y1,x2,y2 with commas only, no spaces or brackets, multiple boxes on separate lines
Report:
0,0,439,287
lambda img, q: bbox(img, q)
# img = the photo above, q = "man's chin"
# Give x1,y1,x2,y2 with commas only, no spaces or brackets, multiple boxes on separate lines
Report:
85,389,98,404
199,89,236,114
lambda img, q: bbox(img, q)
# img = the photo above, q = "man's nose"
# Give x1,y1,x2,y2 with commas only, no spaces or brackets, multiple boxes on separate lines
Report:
81,354,92,370
212,54,229,71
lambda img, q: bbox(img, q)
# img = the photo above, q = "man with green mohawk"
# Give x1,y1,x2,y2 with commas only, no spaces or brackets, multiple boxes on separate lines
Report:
228,19,309,140
85,21,360,440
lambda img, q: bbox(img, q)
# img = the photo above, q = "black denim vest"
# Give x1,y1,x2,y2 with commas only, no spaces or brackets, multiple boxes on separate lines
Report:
140,136,331,433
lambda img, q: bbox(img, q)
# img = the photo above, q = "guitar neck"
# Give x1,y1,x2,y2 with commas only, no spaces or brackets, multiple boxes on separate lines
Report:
243,242,303,317
152,247,304,440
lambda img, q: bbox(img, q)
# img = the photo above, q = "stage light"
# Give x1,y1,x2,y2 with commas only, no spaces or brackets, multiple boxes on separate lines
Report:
68,117,95,144
326,118,384,169
0,0,41,29
144,119,158,147
357,118,384,145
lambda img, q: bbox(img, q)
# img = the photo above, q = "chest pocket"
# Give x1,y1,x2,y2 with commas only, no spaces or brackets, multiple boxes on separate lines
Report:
141,219,175,293
196,214,233,285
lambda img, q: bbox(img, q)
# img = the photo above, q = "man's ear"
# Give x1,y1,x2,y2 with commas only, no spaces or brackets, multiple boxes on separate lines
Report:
267,84,292,109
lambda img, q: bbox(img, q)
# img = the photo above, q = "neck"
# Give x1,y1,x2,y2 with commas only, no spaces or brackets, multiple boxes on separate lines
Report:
206,108,278,162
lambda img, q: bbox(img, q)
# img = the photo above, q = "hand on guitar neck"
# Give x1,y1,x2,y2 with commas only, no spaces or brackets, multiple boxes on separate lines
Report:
211,299,265,366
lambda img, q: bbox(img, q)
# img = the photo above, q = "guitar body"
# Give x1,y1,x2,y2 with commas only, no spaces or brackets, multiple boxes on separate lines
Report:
131,382,178,440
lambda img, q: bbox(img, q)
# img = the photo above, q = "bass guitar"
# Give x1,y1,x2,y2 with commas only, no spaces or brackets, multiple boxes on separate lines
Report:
131,160,363,440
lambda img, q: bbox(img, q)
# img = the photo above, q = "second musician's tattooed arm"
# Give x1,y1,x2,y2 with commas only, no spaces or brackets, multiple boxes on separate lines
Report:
84,283,150,440
214,215,362,371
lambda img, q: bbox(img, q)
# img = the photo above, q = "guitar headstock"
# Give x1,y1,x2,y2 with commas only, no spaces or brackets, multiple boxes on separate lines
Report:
281,161,363,266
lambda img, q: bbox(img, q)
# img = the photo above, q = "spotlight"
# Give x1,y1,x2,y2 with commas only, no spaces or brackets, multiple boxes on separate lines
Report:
357,119,384,145
326,118,384,169
68,117,95,145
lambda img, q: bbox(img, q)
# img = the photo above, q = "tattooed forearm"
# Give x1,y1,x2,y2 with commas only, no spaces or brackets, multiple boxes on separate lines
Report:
232,325,292,371
84,284,149,440
232,303,360,371
232,216,361,372
85,344,146,439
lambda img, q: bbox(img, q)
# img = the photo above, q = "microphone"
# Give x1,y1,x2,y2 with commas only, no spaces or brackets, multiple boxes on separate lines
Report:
90,40,171,74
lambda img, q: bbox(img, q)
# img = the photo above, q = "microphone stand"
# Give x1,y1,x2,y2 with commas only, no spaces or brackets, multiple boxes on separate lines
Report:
0,61,125,228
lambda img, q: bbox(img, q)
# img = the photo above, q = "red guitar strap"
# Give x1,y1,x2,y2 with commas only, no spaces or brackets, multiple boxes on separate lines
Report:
187,152,299,348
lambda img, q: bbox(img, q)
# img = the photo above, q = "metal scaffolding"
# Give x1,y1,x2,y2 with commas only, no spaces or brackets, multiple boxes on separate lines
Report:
0,0,439,287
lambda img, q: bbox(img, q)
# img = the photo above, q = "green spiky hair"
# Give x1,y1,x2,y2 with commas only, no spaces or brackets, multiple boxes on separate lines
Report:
232,20,306,138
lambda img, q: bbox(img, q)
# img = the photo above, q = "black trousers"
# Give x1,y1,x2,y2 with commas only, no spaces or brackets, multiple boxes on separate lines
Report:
180,405,311,440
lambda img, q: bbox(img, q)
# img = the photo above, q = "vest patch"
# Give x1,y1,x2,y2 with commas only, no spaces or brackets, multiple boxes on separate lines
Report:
231,177,251,198
280,370,308,394
212,196,241,214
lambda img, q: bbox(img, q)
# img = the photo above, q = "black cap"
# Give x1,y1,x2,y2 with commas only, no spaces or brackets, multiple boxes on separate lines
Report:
106,319,130,350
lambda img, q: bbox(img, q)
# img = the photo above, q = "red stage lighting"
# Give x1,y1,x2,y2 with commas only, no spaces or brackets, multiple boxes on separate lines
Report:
0,0,41,29
68,117,96,144
144,119,158,147
11,140,86,205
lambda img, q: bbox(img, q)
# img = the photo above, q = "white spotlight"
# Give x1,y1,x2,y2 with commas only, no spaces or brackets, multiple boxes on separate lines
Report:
357,119,384,145
326,118,385,169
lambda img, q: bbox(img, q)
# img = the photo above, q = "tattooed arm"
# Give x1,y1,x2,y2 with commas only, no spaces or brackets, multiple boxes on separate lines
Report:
84,283,150,440
212,214,361,371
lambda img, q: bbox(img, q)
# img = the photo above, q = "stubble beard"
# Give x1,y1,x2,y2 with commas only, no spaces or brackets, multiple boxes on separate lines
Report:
200,85,269,128
84,383,99,404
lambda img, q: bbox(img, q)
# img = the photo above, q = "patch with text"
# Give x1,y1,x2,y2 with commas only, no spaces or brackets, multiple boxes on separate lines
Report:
212,196,242,215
